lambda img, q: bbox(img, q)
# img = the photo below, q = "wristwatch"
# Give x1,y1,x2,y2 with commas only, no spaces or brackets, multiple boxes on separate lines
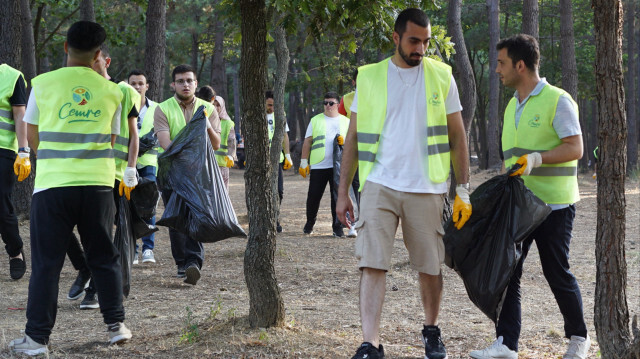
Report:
18,147,30,153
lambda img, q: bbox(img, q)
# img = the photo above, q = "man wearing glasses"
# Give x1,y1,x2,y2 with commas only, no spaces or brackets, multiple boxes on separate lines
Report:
153,64,221,285
299,92,351,237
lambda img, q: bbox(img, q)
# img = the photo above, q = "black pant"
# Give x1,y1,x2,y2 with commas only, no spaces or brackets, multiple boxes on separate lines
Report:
496,205,587,351
161,189,204,269
26,186,124,344
0,149,23,257
305,168,342,232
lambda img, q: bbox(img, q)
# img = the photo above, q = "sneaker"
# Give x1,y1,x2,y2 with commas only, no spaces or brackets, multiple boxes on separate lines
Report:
347,226,358,238
184,263,201,285
80,292,99,309
132,252,139,265
176,266,186,278
303,224,314,235
469,336,518,359
422,325,447,359
107,322,132,344
351,342,385,359
333,228,345,238
142,249,156,263
9,250,26,280
67,269,91,300
8,334,48,356
563,335,590,359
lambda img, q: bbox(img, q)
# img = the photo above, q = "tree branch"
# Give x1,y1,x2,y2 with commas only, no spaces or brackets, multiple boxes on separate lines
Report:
36,6,80,54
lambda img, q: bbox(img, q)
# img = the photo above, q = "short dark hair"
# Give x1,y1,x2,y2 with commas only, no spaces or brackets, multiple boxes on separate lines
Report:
394,8,430,37
196,85,216,101
352,69,358,82
324,91,339,102
496,34,540,72
67,21,106,52
127,69,147,81
172,64,196,81
265,90,274,100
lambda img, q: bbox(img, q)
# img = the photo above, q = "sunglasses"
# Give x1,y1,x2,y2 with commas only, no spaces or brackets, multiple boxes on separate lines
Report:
323,101,337,106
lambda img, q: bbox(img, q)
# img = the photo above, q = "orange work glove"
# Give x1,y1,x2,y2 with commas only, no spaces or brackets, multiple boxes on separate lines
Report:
14,152,31,182
299,159,310,178
510,152,542,177
337,135,344,146
283,154,292,170
225,155,235,168
452,184,472,230
118,167,138,200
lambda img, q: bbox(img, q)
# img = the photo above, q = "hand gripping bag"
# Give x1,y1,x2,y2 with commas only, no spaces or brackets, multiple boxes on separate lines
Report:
443,166,551,323
332,134,359,223
156,106,246,242
129,177,159,239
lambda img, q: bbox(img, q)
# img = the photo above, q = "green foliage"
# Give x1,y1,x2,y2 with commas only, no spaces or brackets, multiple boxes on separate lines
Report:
208,296,223,320
179,306,199,344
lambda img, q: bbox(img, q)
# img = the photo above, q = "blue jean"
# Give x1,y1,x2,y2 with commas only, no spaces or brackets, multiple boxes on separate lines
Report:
136,166,157,252
496,205,587,351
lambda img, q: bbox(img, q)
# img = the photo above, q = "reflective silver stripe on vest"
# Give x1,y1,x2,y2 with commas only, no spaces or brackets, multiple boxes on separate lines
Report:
358,150,376,162
427,125,448,137
529,166,577,176
503,147,548,159
115,135,129,146
428,143,450,155
357,132,379,144
220,145,228,150
38,149,114,160
311,143,324,151
312,135,325,143
0,121,15,132
0,109,13,120
39,132,111,144
215,150,227,156
146,150,158,156
113,149,128,160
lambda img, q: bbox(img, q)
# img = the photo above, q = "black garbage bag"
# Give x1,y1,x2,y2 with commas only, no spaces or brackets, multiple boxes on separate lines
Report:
129,177,159,239
443,166,551,323
332,134,359,224
114,195,135,297
156,105,246,242
138,128,158,157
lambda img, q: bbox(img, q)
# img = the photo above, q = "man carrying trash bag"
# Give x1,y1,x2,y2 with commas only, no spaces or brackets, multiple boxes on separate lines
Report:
469,34,589,359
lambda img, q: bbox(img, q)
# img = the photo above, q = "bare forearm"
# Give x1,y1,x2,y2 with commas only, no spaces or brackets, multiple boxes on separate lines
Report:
282,132,290,154
13,106,27,148
450,133,470,184
27,124,39,154
126,117,139,167
207,128,221,150
301,137,312,160
338,131,358,196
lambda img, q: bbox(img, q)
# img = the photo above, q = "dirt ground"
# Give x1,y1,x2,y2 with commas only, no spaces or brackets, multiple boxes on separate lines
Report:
0,167,638,358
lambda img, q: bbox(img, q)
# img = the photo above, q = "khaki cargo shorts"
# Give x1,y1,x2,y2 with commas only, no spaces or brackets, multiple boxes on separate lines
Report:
354,181,445,275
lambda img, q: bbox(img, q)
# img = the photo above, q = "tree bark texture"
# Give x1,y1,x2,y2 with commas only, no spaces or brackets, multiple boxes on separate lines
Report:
592,1,638,358
522,0,539,39
211,13,227,100
0,0,22,67
232,67,241,131
626,0,638,173
486,0,502,168
240,0,284,328
271,14,289,217
560,0,578,100
80,0,95,22
144,0,166,102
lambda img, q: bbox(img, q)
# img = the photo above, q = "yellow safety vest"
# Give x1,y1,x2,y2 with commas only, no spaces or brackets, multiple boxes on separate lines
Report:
267,115,285,163
113,81,141,181
137,102,159,169
158,96,215,141
0,64,26,152
355,57,452,190
502,84,580,204
32,67,122,188
309,113,350,165
215,119,234,166
343,91,355,119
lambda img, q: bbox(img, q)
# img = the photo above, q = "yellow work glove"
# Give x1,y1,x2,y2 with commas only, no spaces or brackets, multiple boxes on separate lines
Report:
14,152,31,182
510,152,542,177
118,167,138,200
225,155,235,168
452,184,472,230
283,154,292,170
299,159,310,178
337,135,344,146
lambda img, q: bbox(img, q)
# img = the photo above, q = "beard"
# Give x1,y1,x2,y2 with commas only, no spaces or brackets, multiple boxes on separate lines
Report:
175,91,194,102
398,43,423,67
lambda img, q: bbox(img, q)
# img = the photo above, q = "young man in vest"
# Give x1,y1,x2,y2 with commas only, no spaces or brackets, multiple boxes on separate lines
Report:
470,34,589,359
299,92,352,237
154,64,221,286
0,63,28,280
265,90,292,233
128,69,158,264
10,21,131,356
336,8,471,359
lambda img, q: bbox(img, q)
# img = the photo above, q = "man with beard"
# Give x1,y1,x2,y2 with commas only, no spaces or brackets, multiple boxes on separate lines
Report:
153,64,220,286
336,8,471,359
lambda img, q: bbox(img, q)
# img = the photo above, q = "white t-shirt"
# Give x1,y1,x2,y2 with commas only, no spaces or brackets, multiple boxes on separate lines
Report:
267,112,290,133
304,114,347,169
351,61,463,193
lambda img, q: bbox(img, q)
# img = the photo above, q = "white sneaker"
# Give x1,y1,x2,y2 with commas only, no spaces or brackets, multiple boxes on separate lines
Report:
132,253,139,265
347,227,357,238
470,336,518,359
9,334,49,356
107,322,132,344
563,335,590,359
142,249,156,263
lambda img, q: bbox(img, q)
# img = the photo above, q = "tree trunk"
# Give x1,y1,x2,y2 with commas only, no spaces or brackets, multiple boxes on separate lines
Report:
232,67,241,131
486,0,501,168
240,0,284,328
211,11,227,99
522,0,539,39
79,0,95,22
144,0,166,102
593,0,640,357
626,0,638,173
0,0,21,67
191,32,199,73
559,0,578,99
